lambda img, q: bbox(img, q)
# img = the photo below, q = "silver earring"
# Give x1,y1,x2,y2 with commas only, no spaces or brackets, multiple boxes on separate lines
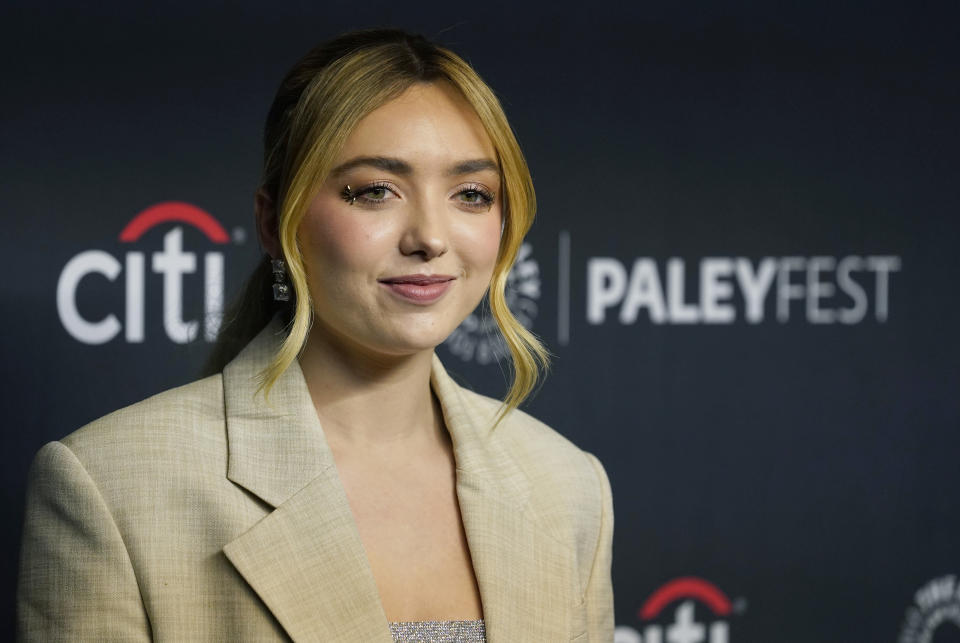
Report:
271,258,290,302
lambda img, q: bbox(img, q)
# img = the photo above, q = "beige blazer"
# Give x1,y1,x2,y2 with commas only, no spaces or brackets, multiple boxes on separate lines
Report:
17,319,614,642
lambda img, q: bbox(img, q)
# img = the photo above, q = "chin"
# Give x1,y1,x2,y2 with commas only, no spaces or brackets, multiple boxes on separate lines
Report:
382,332,451,356
366,322,459,356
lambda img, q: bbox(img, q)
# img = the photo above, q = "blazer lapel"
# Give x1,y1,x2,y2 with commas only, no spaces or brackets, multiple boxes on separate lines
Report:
431,356,578,641
223,470,393,642
220,320,392,642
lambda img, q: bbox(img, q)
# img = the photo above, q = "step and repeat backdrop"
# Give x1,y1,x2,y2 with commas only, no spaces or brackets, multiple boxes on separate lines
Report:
3,3,958,641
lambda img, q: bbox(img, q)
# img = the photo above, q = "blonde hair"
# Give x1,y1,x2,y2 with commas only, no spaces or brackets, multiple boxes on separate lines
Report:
206,29,548,420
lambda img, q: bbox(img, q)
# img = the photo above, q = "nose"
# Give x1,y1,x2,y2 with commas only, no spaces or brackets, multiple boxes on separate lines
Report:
398,200,448,260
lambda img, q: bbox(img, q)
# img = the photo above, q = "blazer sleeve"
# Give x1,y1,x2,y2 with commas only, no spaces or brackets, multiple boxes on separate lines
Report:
17,440,152,642
583,451,615,642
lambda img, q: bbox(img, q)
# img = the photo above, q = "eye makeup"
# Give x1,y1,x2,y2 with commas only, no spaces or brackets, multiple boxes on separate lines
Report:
452,183,496,211
341,181,396,208
339,181,497,212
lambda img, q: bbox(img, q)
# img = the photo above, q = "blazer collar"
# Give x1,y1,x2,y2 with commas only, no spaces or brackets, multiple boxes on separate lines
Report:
221,318,573,642
221,318,333,507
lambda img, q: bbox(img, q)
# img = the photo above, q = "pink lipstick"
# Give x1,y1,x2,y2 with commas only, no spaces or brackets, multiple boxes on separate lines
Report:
378,274,456,304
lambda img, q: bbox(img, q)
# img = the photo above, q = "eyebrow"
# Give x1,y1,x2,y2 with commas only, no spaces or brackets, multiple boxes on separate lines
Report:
329,156,499,178
447,158,499,176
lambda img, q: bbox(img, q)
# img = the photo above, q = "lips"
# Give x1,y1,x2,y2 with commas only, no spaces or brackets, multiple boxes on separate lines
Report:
379,275,456,285
378,274,456,304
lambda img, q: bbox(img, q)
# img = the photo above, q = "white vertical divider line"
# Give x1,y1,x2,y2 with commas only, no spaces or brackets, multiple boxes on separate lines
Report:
558,230,571,346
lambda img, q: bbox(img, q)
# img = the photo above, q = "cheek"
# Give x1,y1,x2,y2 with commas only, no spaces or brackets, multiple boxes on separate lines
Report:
300,207,391,275
455,212,503,276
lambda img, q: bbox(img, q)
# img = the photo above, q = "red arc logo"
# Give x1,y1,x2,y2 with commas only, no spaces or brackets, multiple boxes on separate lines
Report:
119,201,229,244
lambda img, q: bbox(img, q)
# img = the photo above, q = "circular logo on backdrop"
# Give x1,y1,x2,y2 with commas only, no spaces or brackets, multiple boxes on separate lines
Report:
899,575,960,643
443,242,540,365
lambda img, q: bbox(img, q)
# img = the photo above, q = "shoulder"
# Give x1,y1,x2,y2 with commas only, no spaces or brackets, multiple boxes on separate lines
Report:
54,374,226,474
457,386,605,482
24,374,229,534
457,387,612,542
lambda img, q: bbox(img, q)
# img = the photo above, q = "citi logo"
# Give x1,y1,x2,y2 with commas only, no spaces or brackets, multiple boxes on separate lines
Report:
56,202,232,345
615,577,745,643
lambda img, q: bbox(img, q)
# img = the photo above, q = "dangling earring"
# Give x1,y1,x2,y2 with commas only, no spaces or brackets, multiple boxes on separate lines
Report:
271,258,290,302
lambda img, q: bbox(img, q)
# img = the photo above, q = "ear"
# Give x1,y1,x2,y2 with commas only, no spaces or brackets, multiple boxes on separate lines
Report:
254,187,282,259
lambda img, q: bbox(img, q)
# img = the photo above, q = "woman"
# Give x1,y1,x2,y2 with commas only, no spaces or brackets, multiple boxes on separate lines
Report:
17,28,614,642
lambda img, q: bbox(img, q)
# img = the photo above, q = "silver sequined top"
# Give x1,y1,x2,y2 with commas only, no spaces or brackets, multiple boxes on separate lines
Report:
389,619,486,643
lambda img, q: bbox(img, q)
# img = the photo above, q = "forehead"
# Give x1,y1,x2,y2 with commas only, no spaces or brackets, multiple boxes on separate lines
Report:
337,81,497,168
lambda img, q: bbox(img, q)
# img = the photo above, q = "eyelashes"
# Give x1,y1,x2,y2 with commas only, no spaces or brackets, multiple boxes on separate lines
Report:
454,183,497,211
341,181,496,212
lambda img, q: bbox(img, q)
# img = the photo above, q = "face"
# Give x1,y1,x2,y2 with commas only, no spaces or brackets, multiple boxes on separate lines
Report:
297,81,503,358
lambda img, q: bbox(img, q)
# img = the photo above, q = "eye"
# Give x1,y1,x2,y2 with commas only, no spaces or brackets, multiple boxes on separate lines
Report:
365,187,388,200
454,184,496,211
348,181,399,208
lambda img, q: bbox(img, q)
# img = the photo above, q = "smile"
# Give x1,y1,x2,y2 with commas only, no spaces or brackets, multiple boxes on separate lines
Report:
378,274,456,304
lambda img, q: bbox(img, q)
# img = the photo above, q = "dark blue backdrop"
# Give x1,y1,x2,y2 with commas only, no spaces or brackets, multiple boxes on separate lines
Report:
3,2,958,640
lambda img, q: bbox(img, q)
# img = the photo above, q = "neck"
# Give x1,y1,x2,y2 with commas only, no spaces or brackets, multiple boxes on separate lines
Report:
297,323,445,451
